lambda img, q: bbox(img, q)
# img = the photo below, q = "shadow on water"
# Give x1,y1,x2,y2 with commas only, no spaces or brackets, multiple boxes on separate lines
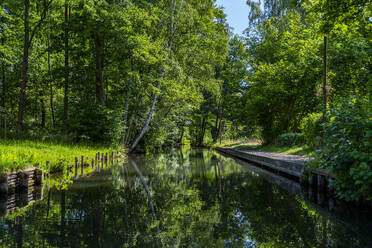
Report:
0,148,371,247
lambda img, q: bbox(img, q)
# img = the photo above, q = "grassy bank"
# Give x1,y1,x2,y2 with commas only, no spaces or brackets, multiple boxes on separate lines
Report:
0,139,116,173
214,139,313,157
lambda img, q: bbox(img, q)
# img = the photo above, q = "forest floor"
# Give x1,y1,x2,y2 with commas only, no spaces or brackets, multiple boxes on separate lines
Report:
0,139,115,173
215,139,313,157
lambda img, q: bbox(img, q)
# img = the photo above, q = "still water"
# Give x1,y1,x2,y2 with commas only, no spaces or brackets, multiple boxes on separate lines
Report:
1,148,372,247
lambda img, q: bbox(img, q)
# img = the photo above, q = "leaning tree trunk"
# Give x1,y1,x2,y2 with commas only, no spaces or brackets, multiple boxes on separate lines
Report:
129,0,183,151
130,85,160,151
17,0,30,133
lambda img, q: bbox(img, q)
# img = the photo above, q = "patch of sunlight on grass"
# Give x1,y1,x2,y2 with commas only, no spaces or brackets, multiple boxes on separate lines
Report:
217,139,313,157
0,139,117,173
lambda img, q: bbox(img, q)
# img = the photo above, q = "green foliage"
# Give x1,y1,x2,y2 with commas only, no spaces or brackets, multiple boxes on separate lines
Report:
314,96,372,201
300,112,323,149
68,103,123,144
277,132,305,147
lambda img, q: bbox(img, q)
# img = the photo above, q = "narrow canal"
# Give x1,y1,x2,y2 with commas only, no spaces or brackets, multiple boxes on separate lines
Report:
1,148,371,247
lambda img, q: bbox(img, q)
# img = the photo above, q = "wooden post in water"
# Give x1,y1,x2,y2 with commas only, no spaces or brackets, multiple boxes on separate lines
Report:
97,152,100,168
95,154,98,169
81,156,84,176
75,157,78,178
101,153,104,169
105,152,108,168
47,161,50,174
111,152,114,165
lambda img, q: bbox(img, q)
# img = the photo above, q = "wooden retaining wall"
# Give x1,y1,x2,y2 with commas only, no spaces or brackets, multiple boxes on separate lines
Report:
216,147,307,178
0,168,43,195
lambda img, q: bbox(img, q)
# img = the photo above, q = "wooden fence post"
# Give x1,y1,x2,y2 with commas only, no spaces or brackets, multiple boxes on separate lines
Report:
111,152,114,165
91,158,94,169
95,153,98,169
101,153,104,169
47,161,50,174
105,152,108,168
75,157,79,178
67,163,70,177
81,156,84,176
98,152,100,168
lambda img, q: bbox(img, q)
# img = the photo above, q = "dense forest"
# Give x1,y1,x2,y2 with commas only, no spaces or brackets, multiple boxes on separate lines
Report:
0,1,371,199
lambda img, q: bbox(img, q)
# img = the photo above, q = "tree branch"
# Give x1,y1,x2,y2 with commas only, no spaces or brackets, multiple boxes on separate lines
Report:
28,0,53,48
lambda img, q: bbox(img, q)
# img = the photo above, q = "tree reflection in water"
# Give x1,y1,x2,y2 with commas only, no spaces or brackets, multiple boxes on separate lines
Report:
0,148,371,247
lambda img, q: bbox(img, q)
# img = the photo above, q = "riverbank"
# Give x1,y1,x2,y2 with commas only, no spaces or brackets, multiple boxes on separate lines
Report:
0,139,117,173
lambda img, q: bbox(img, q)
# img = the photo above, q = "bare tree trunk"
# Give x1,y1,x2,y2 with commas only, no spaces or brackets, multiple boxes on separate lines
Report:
94,32,105,105
322,36,328,120
17,0,30,133
48,9,55,127
130,84,160,151
130,0,183,151
63,0,69,134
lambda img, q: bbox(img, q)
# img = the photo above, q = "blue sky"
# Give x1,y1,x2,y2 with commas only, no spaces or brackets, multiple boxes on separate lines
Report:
216,0,250,35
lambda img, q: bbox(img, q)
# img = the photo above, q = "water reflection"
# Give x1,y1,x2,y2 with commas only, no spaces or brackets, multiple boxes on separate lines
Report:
0,148,371,247
0,186,43,217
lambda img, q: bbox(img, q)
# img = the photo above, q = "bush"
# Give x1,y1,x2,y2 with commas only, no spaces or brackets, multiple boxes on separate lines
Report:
300,113,323,148
68,102,123,144
277,133,305,147
315,96,372,202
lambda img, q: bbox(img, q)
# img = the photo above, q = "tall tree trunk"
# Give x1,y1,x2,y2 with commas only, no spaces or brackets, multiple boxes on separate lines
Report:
63,0,69,134
198,116,206,146
322,36,328,120
17,0,52,133
40,95,46,128
121,81,132,144
130,0,183,151
17,0,30,133
48,9,55,127
1,30,5,108
94,32,105,105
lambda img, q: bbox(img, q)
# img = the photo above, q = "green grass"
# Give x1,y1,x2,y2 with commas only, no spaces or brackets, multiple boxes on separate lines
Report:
215,140,313,157
0,139,118,173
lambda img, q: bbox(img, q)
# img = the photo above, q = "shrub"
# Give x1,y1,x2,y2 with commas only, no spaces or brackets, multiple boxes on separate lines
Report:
300,113,323,149
68,102,123,144
315,96,372,202
277,133,305,147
